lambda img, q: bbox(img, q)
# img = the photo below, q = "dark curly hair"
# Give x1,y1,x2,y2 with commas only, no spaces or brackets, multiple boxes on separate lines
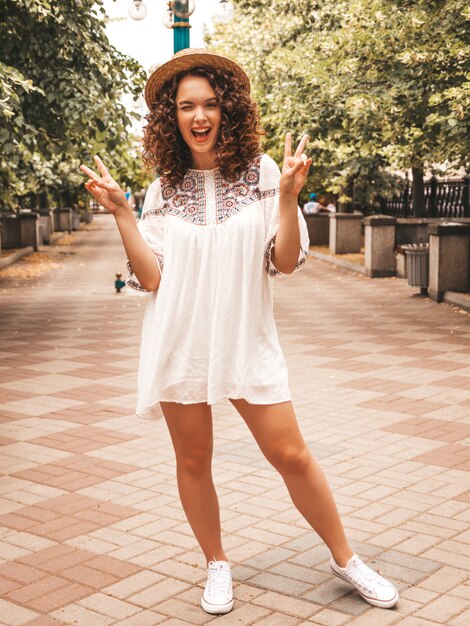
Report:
142,66,263,186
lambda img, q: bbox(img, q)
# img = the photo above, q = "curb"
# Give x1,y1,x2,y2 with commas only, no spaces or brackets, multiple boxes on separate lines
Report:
0,231,71,270
0,246,34,270
443,291,470,313
309,249,366,275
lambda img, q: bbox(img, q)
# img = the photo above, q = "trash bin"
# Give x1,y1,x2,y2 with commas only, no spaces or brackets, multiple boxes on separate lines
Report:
402,243,429,295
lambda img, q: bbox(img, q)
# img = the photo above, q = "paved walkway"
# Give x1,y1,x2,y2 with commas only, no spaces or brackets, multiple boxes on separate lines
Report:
0,214,469,626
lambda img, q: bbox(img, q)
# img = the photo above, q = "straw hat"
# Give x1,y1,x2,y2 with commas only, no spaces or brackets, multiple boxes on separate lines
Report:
144,48,250,108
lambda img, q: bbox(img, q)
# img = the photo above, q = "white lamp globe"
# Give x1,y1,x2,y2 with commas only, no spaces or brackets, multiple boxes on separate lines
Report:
162,5,174,28
173,0,196,18
213,0,233,24
128,0,147,21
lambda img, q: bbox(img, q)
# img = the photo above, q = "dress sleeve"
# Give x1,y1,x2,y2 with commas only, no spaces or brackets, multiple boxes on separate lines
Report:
260,153,309,277
125,178,165,292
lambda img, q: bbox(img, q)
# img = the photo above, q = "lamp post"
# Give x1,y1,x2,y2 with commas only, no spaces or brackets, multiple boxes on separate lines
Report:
128,1,233,53
170,1,194,53
173,12,190,53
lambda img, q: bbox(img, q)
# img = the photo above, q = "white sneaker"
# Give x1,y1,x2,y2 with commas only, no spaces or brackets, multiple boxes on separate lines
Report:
200,560,234,614
330,554,399,608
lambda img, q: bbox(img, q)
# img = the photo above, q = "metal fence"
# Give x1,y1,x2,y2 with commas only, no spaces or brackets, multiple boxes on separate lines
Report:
377,176,470,218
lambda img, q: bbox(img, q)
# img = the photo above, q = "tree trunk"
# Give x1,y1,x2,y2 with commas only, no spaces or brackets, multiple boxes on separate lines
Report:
338,180,354,213
412,166,426,217
39,190,48,209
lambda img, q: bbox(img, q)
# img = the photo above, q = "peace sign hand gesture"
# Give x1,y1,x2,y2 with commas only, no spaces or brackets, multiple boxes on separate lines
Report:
80,156,130,216
280,133,312,199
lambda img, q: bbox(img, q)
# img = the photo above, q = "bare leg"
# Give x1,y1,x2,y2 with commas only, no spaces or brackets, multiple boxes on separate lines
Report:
161,401,227,565
230,399,354,567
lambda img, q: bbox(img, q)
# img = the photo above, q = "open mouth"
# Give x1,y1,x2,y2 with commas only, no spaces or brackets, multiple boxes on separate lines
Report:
191,128,211,142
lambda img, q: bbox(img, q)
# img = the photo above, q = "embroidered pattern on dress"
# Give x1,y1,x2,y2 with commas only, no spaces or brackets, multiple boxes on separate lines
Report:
125,276,148,292
141,207,166,221
264,236,308,276
161,171,206,225
260,188,278,201
125,254,164,292
157,156,276,226
215,156,263,223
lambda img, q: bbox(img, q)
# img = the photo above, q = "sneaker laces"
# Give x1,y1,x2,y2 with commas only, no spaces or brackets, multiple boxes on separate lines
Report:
206,560,231,597
345,557,379,593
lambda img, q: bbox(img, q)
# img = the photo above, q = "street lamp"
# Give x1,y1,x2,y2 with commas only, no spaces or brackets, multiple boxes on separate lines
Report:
213,0,233,24
161,1,192,53
128,0,147,21
173,0,195,18
129,1,233,53
161,3,174,29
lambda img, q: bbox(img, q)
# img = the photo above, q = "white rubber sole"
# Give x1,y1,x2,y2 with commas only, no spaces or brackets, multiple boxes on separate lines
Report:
200,595,234,614
330,566,399,609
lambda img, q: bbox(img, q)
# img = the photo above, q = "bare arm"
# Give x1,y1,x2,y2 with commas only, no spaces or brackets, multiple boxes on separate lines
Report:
271,133,312,274
114,210,161,292
271,193,301,274
80,156,160,291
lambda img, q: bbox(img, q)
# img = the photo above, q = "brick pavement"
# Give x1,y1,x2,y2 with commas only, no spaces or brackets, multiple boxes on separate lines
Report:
0,214,469,626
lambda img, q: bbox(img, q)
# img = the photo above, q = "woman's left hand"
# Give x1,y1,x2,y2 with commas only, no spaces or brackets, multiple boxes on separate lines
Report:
280,133,312,198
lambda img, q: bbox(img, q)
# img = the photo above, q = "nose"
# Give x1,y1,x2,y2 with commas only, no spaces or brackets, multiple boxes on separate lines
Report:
194,107,208,123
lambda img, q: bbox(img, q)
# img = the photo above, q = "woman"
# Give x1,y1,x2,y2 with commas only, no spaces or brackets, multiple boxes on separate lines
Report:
80,48,398,615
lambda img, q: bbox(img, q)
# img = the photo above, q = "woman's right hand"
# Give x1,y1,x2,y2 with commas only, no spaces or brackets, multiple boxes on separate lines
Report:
80,156,130,216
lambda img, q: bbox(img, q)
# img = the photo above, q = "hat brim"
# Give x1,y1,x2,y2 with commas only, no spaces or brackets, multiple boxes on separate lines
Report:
144,48,251,108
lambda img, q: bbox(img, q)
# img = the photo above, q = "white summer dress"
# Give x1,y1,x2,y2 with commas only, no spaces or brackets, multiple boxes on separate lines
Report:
126,153,309,419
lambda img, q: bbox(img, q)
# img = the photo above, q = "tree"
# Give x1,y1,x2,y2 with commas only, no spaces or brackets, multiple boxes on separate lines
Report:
207,0,470,213
0,0,148,211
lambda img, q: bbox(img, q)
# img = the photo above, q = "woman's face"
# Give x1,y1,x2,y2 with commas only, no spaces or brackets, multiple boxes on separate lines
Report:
176,75,222,166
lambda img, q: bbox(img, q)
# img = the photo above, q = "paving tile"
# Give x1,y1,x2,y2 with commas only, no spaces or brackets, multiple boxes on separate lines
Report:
254,614,302,625
449,608,470,626
382,416,470,442
154,598,207,624
248,570,313,596
0,494,142,541
0,561,47,584
51,604,114,625
0,577,21,596
412,442,470,470
378,550,441,575
29,425,138,454
27,582,94,612
270,561,329,586
151,558,206,584
156,617,196,626
102,570,164,599
418,565,468,593
348,610,402,624
308,608,351,625
302,578,352,607
414,595,469,622
5,574,68,604
448,583,470,601
78,592,141,619
24,617,68,626
0,599,37,625
128,578,190,608
253,590,321,618
60,563,119,588
113,611,168,625
420,547,470,570
13,455,139,492
207,603,270,624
